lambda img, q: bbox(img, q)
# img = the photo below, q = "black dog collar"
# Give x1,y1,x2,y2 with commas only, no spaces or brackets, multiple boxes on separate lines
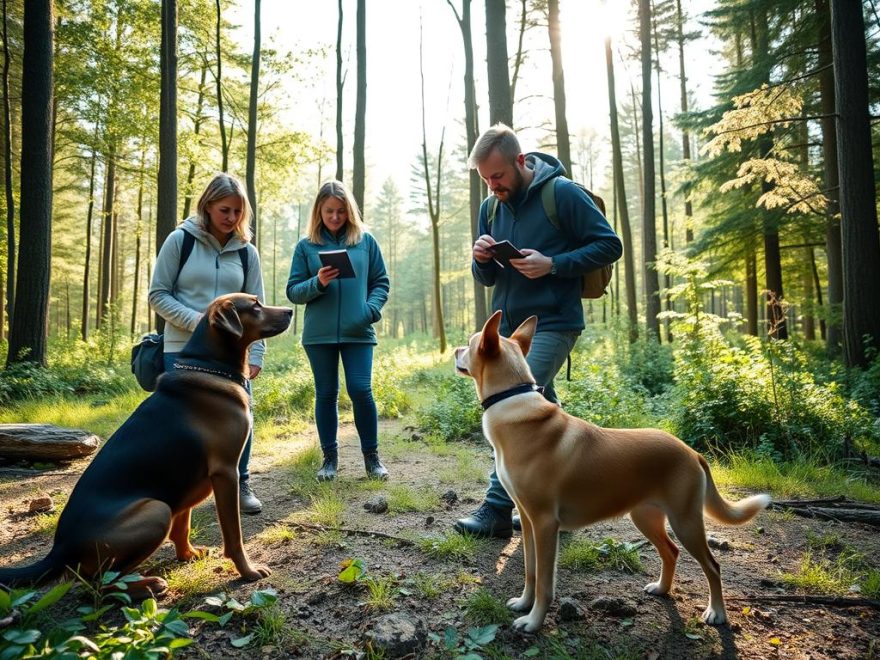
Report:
481,383,544,410
172,362,249,390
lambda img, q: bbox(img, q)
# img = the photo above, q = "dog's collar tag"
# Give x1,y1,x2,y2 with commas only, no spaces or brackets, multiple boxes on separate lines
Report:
172,362,249,389
481,383,544,410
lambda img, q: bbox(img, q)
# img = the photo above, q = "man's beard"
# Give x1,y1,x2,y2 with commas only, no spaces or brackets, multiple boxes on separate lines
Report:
494,167,525,198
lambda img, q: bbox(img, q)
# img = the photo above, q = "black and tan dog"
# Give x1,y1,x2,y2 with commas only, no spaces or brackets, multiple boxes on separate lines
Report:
0,293,292,595
454,311,771,633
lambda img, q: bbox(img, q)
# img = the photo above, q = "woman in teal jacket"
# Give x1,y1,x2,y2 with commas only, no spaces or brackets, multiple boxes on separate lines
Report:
287,180,390,482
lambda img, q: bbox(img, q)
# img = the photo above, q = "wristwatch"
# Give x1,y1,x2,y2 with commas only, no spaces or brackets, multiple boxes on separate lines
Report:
550,258,558,275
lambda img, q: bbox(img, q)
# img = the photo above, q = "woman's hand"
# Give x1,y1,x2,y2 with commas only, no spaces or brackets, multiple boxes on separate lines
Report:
317,266,340,287
248,365,262,379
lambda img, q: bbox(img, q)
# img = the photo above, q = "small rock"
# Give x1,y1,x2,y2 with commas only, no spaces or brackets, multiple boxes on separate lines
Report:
364,496,388,514
707,536,730,551
440,490,458,505
424,515,435,527
756,526,765,534
588,596,638,617
28,495,53,514
557,597,582,622
363,613,426,658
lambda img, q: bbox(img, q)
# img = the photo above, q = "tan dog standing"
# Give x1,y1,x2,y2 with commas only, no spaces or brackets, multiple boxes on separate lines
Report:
454,311,771,633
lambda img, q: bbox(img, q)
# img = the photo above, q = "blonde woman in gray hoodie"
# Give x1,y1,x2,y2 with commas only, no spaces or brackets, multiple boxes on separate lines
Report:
148,173,266,515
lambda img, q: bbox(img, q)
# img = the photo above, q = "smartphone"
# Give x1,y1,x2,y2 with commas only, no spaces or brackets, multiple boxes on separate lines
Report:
488,240,525,266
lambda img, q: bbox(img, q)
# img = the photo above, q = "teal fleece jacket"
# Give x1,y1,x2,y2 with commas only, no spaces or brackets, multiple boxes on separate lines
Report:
472,152,623,336
286,228,390,345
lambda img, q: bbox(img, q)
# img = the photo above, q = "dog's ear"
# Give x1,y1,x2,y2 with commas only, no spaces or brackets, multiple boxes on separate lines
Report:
479,310,503,357
510,315,537,356
209,300,244,339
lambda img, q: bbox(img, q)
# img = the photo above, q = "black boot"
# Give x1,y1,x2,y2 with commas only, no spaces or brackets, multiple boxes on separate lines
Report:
453,501,513,539
363,452,389,480
317,451,338,482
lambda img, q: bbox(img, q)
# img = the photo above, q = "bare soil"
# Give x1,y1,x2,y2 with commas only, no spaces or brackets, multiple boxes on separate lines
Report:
1,418,879,659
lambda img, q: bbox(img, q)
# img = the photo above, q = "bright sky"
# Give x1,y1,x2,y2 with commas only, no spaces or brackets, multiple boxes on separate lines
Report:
231,0,722,209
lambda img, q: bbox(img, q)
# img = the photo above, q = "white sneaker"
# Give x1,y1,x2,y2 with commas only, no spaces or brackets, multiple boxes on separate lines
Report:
239,481,262,515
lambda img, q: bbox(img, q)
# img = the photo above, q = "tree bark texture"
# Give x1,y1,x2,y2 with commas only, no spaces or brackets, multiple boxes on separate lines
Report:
157,0,178,332
7,0,52,367
335,0,344,182
639,0,660,340
352,0,366,217
246,0,261,244
830,0,880,367
547,0,571,175
485,0,513,127
0,424,99,461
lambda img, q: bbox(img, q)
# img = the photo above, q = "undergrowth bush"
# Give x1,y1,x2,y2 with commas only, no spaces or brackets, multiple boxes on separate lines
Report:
414,371,483,443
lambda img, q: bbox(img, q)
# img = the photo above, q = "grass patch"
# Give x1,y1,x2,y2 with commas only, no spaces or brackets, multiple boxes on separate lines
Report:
302,486,346,527
558,537,643,573
362,574,398,612
188,506,216,544
712,454,880,503
284,445,323,498
386,484,439,513
534,632,644,660
779,540,877,597
164,555,232,600
407,571,453,599
252,603,310,649
436,446,488,484
417,532,484,562
463,588,513,626
256,524,297,545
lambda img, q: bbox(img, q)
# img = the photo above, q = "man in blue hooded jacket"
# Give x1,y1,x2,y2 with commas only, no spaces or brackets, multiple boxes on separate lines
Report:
454,123,623,539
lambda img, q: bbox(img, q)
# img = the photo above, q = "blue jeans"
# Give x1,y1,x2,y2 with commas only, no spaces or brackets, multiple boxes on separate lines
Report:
304,343,378,455
484,329,581,511
164,353,254,482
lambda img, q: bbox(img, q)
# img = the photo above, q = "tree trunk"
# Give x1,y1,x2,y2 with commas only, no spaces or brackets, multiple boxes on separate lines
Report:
605,34,638,342
675,0,693,244
652,1,671,342
485,0,513,127
803,246,816,341
509,0,527,106
97,145,115,329
7,0,53,367
448,0,487,329
830,0,880,367
639,0,660,340
335,0,344,182
547,0,570,174
246,0,261,244
2,0,14,335
182,58,207,219
352,0,366,217
215,0,228,172
131,143,147,336
815,0,842,354
0,424,99,461
157,0,178,332
746,248,758,335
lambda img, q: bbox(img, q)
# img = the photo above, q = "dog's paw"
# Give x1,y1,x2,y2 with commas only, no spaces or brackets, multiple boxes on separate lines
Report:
177,545,210,562
507,596,533,612
701,606,727,625
643,581,670,595
239,563,272,581
512,614,542,634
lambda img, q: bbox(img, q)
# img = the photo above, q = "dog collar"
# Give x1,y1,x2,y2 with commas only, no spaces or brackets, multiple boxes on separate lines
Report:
172,362,249,389
481,383,544,410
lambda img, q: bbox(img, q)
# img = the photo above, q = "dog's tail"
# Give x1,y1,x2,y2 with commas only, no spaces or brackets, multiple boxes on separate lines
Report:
0,551,65,590
700,456,771,525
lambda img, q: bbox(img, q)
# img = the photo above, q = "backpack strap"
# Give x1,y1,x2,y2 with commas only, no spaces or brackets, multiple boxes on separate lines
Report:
540,177,562,231
177,228,250,292
487,196,500,226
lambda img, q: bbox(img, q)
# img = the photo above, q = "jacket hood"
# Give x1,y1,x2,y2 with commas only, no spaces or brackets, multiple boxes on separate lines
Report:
181,216,250,252
525,152,566,191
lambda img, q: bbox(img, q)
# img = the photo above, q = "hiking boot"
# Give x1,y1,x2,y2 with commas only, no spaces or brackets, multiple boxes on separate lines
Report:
317,453,338,482
363,452,389,481
453,502,513,539
512,513,522,532
239,480,262,515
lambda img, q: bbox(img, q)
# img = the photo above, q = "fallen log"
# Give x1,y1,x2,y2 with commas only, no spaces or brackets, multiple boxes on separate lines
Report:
0,424,100,461
727,594,880,610
769,497,880,526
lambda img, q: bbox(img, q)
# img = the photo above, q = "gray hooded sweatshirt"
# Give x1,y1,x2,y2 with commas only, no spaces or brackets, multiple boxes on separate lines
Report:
148,217,266,366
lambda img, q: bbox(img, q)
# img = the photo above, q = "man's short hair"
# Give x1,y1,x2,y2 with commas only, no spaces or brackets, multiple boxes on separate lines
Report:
468,123,522,169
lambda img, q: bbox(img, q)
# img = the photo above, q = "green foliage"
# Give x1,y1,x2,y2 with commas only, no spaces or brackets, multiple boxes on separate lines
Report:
417,532,484,562
559,361,657,429
371,352,415,418
428,624,499,660
462,589,513,626
338,558,367,584
558,537,644,573
414,372,483,443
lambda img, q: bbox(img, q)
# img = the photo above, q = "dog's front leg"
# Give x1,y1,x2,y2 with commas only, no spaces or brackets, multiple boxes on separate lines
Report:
507,513,535,613
210,469,271,581
169,508,209,561
513,517,559,633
